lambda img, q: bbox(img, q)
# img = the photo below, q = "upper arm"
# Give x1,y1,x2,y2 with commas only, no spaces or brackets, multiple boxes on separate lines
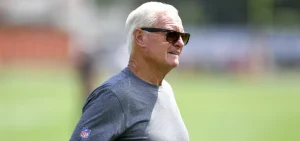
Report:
70,88,126,141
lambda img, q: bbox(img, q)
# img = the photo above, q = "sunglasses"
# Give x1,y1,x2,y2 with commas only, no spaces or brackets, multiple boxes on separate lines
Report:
141,28,190,46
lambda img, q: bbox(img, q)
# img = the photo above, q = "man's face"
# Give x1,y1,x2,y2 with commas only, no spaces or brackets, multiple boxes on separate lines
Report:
143,13,185,69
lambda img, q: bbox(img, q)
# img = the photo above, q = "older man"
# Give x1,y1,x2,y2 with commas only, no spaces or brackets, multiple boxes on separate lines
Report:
70,2,190,141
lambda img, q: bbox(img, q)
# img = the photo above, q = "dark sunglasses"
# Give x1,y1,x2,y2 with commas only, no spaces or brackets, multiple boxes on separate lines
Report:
141,27,190,46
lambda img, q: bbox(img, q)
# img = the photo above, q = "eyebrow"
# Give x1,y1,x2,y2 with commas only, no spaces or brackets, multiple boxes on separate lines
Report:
167,25,183,33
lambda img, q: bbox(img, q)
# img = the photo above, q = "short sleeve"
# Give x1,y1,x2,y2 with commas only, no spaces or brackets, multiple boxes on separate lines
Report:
69,87,126,141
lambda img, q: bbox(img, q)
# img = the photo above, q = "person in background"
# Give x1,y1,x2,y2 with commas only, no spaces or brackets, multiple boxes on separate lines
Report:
67,0,131,100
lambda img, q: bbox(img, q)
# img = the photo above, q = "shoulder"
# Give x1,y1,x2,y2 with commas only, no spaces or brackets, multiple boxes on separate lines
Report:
162,80,174,93
82,86,123,113
83,70,130,110
82,70,130,112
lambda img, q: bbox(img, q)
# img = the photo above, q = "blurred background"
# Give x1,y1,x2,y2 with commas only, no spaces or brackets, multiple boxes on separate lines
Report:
1,0,300,141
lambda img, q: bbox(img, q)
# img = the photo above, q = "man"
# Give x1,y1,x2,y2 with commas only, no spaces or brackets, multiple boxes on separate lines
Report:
69,2,190,141
68,0,132,99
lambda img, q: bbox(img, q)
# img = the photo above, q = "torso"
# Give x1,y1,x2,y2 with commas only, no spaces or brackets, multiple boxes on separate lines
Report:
112,68,189,141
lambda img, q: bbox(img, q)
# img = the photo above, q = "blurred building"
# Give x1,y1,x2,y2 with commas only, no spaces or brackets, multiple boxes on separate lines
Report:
0,0,133,70
0,0,299,74
0,0,69,68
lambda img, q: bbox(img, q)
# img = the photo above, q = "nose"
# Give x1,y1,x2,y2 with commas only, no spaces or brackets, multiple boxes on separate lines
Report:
173,36,184,48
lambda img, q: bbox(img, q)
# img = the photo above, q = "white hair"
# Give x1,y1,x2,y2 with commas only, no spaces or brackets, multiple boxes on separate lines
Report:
125,2,179,54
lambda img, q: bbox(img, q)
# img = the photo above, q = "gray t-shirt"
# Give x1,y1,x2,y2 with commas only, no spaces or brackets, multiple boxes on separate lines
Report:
69,67,189,141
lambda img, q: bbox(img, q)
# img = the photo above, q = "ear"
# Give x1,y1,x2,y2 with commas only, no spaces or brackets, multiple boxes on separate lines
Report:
134,29,147,47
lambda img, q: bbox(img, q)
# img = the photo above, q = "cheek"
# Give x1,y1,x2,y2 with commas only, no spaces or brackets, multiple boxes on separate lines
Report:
149,41,166,53
154,45,169,57
147,37,169,58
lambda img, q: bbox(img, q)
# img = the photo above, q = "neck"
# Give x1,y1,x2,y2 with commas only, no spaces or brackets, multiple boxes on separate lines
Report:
127,54,170,86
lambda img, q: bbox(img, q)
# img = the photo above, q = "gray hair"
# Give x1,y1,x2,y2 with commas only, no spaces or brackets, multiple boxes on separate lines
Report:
125,2,179,54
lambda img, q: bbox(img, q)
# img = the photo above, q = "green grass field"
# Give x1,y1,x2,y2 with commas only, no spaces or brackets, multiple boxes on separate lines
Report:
1,68,300,141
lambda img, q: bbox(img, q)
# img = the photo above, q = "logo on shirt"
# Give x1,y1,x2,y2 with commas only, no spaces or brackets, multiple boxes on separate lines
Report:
80,127,91,138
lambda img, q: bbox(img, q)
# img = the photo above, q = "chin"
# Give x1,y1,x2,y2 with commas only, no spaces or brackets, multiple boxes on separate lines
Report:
168,61,179,68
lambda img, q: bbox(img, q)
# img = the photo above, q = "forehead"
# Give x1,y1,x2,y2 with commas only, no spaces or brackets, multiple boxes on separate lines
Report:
155,12,184,32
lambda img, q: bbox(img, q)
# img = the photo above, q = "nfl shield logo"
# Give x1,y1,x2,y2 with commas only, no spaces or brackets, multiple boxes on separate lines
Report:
80,127,91,138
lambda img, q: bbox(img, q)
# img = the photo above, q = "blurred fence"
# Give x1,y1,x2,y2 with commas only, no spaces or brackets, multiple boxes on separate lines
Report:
0,26,69,67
